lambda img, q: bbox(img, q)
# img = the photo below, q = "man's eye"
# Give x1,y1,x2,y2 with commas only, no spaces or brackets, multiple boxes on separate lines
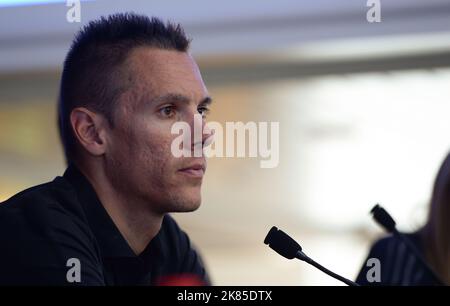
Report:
198,106,210,117
159,106,175,117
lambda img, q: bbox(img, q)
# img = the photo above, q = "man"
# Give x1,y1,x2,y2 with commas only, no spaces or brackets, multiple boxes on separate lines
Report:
0,13,213,285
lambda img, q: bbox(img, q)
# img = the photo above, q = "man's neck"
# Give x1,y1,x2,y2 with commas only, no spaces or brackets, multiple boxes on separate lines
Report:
76,161,163,255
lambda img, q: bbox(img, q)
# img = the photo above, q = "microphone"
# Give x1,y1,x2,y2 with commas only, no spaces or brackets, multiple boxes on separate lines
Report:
370,204,396,233
264,226,359,286
370,204,443,284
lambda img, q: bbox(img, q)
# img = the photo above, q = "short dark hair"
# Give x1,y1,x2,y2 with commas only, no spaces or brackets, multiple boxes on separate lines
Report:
58,13,190,163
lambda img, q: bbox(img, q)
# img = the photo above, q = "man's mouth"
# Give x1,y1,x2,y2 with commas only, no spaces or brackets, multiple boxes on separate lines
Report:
178,163,206,178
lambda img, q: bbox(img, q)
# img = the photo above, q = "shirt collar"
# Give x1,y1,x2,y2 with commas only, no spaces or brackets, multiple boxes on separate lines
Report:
62,163,164,261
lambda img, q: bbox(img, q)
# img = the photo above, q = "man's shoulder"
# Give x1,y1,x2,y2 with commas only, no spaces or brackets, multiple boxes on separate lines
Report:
2,182,47,210
0,175,102,285
0,175,91,243
1,176,81,217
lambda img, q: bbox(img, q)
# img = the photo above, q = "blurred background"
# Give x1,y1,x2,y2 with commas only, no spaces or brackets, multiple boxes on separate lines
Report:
1,0,450,285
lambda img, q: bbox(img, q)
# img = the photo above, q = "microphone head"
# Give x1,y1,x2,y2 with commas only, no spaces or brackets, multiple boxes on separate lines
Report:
371,204,397,233
264,226,302,260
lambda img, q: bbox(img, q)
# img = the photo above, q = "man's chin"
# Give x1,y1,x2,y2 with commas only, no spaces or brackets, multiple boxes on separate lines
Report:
174,205,200,213
176,197,201,212
168,190,202,212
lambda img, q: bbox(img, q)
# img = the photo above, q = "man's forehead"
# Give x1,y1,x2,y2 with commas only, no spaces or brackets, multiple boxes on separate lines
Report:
127,47,197,72
123,47,207,103
126,47,204,87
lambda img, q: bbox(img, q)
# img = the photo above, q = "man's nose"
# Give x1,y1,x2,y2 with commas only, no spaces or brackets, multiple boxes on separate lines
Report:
201,120,214,147
189,112,214,149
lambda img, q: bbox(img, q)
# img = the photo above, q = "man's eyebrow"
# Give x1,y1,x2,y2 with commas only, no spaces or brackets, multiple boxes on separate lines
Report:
199,96,213,106
151,93,213,106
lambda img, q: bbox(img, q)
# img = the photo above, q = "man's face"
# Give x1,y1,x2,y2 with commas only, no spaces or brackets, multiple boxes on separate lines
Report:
104,47,212,214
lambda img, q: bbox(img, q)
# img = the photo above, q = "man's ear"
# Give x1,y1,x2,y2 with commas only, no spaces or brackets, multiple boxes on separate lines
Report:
70,107,108,157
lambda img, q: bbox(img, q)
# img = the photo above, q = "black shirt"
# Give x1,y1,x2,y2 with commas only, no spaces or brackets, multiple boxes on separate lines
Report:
356,233,443,286
0,165,209,285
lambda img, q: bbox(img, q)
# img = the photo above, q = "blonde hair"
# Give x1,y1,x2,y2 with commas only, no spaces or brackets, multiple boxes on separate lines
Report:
420,152,450,285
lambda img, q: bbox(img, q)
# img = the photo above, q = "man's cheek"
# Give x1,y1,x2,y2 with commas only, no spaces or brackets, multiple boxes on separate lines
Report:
153,134,177,157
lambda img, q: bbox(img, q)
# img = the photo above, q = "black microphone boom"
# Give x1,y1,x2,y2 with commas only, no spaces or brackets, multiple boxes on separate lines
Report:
264,226,359,286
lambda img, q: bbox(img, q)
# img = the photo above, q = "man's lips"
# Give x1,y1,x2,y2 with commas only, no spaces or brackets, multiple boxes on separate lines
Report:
178,163,206,178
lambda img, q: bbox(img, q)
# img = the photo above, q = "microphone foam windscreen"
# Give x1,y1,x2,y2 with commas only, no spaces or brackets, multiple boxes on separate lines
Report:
264,226,302,259
371,204,396,233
